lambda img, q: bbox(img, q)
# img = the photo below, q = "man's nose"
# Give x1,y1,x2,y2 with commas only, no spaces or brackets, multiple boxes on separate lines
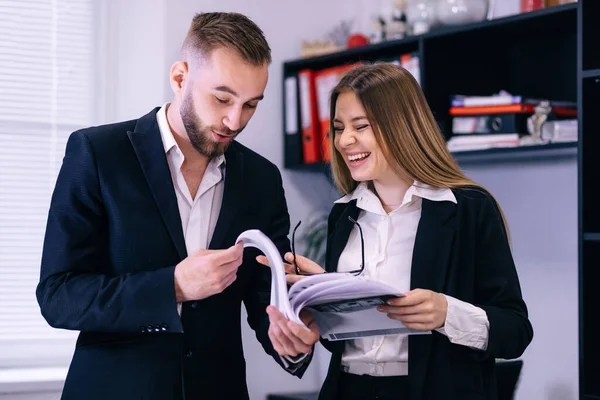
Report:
223,107,242,132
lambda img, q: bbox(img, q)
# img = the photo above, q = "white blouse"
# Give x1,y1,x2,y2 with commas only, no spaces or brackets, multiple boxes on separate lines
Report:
334,182,490,376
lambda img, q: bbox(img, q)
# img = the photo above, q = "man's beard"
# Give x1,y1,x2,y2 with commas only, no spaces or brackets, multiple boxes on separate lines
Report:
179,91,242,158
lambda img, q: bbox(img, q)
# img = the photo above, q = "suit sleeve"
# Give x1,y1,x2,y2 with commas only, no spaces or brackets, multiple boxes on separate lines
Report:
241,166,313,377
36,131,183,334
471,195,533,360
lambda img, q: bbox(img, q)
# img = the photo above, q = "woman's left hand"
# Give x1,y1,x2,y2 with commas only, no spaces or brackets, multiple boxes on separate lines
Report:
378,288,448,331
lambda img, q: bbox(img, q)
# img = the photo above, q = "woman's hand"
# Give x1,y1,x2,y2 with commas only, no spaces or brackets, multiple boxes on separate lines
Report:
256,252,325,284
378,289,448,331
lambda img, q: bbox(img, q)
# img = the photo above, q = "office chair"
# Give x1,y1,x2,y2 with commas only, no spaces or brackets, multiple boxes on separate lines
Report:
496,359,524,400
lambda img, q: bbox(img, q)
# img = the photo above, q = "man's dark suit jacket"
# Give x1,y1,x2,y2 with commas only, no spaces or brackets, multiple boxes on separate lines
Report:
36,108,302,400
318,188,534,400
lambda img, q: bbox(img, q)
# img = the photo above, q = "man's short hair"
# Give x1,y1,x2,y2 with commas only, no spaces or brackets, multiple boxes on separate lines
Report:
182,12,271,66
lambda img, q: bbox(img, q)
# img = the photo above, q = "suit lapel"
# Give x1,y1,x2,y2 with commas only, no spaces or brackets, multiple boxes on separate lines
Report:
127,108,187,260
326,201,360,273
324,195,458,394
409,198,457,400
209,144,244,250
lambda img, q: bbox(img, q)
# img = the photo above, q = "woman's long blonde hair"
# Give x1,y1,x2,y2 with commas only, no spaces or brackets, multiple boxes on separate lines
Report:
328,62,509,236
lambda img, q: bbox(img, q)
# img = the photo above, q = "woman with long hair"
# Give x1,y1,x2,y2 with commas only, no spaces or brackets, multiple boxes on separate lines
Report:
262,62,533,400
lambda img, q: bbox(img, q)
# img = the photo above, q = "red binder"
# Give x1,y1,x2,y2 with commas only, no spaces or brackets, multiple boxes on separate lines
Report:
314,63,360,162
298,69,321,163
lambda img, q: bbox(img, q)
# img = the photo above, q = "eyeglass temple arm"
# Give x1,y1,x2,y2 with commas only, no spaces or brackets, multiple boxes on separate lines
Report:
347,216,365,270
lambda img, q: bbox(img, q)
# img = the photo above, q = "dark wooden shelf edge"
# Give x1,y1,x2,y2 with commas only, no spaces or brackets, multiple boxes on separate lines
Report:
582,69,600,79
584,233,600,242
452,142,577,163
283,38,419,70
285,142,577,171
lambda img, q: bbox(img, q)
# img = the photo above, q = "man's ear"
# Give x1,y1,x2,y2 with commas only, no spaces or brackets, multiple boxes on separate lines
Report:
169,61,188,94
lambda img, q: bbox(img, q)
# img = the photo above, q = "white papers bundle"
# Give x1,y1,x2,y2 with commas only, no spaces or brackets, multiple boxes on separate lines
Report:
237,229,428,341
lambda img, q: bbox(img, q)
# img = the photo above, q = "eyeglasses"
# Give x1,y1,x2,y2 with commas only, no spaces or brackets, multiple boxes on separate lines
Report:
291,216,365,276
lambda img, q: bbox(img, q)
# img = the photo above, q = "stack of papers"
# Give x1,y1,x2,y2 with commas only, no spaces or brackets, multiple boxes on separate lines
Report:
237,229,429,341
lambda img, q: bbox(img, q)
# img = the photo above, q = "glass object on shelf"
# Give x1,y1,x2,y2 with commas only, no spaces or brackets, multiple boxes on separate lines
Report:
406,0,436,35
388,0,409,40
541,119,578,143
436,0,489,25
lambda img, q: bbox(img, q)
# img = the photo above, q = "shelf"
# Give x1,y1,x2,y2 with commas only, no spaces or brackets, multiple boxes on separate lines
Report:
425,2,576,41
583,69,600,79
584,233,600,242
451,142,577,163
282,3,576,73
582,0,600,70
283,37,419,74
285,142,577,171
282,3,577,169
582,76,600,233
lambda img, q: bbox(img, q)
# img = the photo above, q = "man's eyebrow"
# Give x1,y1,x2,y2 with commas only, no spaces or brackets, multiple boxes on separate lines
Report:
214,85,264,102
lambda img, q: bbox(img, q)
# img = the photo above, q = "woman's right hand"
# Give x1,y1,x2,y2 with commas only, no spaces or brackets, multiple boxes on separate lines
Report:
256,252,325,284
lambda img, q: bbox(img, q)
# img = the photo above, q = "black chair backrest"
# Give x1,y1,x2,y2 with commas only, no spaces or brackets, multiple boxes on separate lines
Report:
496,359,524,400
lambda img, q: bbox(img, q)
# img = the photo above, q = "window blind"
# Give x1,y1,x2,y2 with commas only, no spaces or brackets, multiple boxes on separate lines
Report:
0,0,97,367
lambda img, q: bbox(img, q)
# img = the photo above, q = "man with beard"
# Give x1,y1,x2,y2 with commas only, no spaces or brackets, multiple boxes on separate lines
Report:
36,12,318,400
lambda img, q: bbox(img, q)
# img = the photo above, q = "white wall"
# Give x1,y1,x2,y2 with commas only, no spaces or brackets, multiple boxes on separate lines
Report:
1,393,60,400
462,157,579,400
101,0,169,122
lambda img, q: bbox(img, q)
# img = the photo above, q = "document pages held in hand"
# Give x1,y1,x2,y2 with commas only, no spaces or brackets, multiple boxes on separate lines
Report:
236,229,429,341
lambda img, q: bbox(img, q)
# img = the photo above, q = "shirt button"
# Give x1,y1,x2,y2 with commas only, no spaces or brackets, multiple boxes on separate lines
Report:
140,326,147,333
184,349,193,358
190,301,197,309
162,323,169,331
147,325,153,332
154,324,161,332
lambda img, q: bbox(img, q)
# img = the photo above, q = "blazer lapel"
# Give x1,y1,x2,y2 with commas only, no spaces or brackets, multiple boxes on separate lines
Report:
325,200,360,273
209,144,244,250
127,108,187,260
409,198,457,400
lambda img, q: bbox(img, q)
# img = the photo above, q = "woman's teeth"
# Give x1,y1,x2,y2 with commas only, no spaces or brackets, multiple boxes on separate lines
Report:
348,153,370,161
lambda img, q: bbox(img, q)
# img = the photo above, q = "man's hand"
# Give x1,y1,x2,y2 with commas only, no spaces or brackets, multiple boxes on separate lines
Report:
256,252,325,285
174,242,244,302
377,288,448,331
266,306,320,357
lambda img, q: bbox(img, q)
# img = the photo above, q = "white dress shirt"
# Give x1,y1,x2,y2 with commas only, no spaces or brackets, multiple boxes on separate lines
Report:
156,104,225,315
158,104,302,370
334,182,490,376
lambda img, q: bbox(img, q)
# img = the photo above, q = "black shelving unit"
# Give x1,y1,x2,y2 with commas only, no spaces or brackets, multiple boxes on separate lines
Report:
579,0,600,398
582,69,600,79
282,3,578,170
452,142,577,164
583,233,600,242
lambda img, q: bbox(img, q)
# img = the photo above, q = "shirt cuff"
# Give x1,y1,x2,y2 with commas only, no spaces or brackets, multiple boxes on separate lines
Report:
435,295,490,351
281,350,312,372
